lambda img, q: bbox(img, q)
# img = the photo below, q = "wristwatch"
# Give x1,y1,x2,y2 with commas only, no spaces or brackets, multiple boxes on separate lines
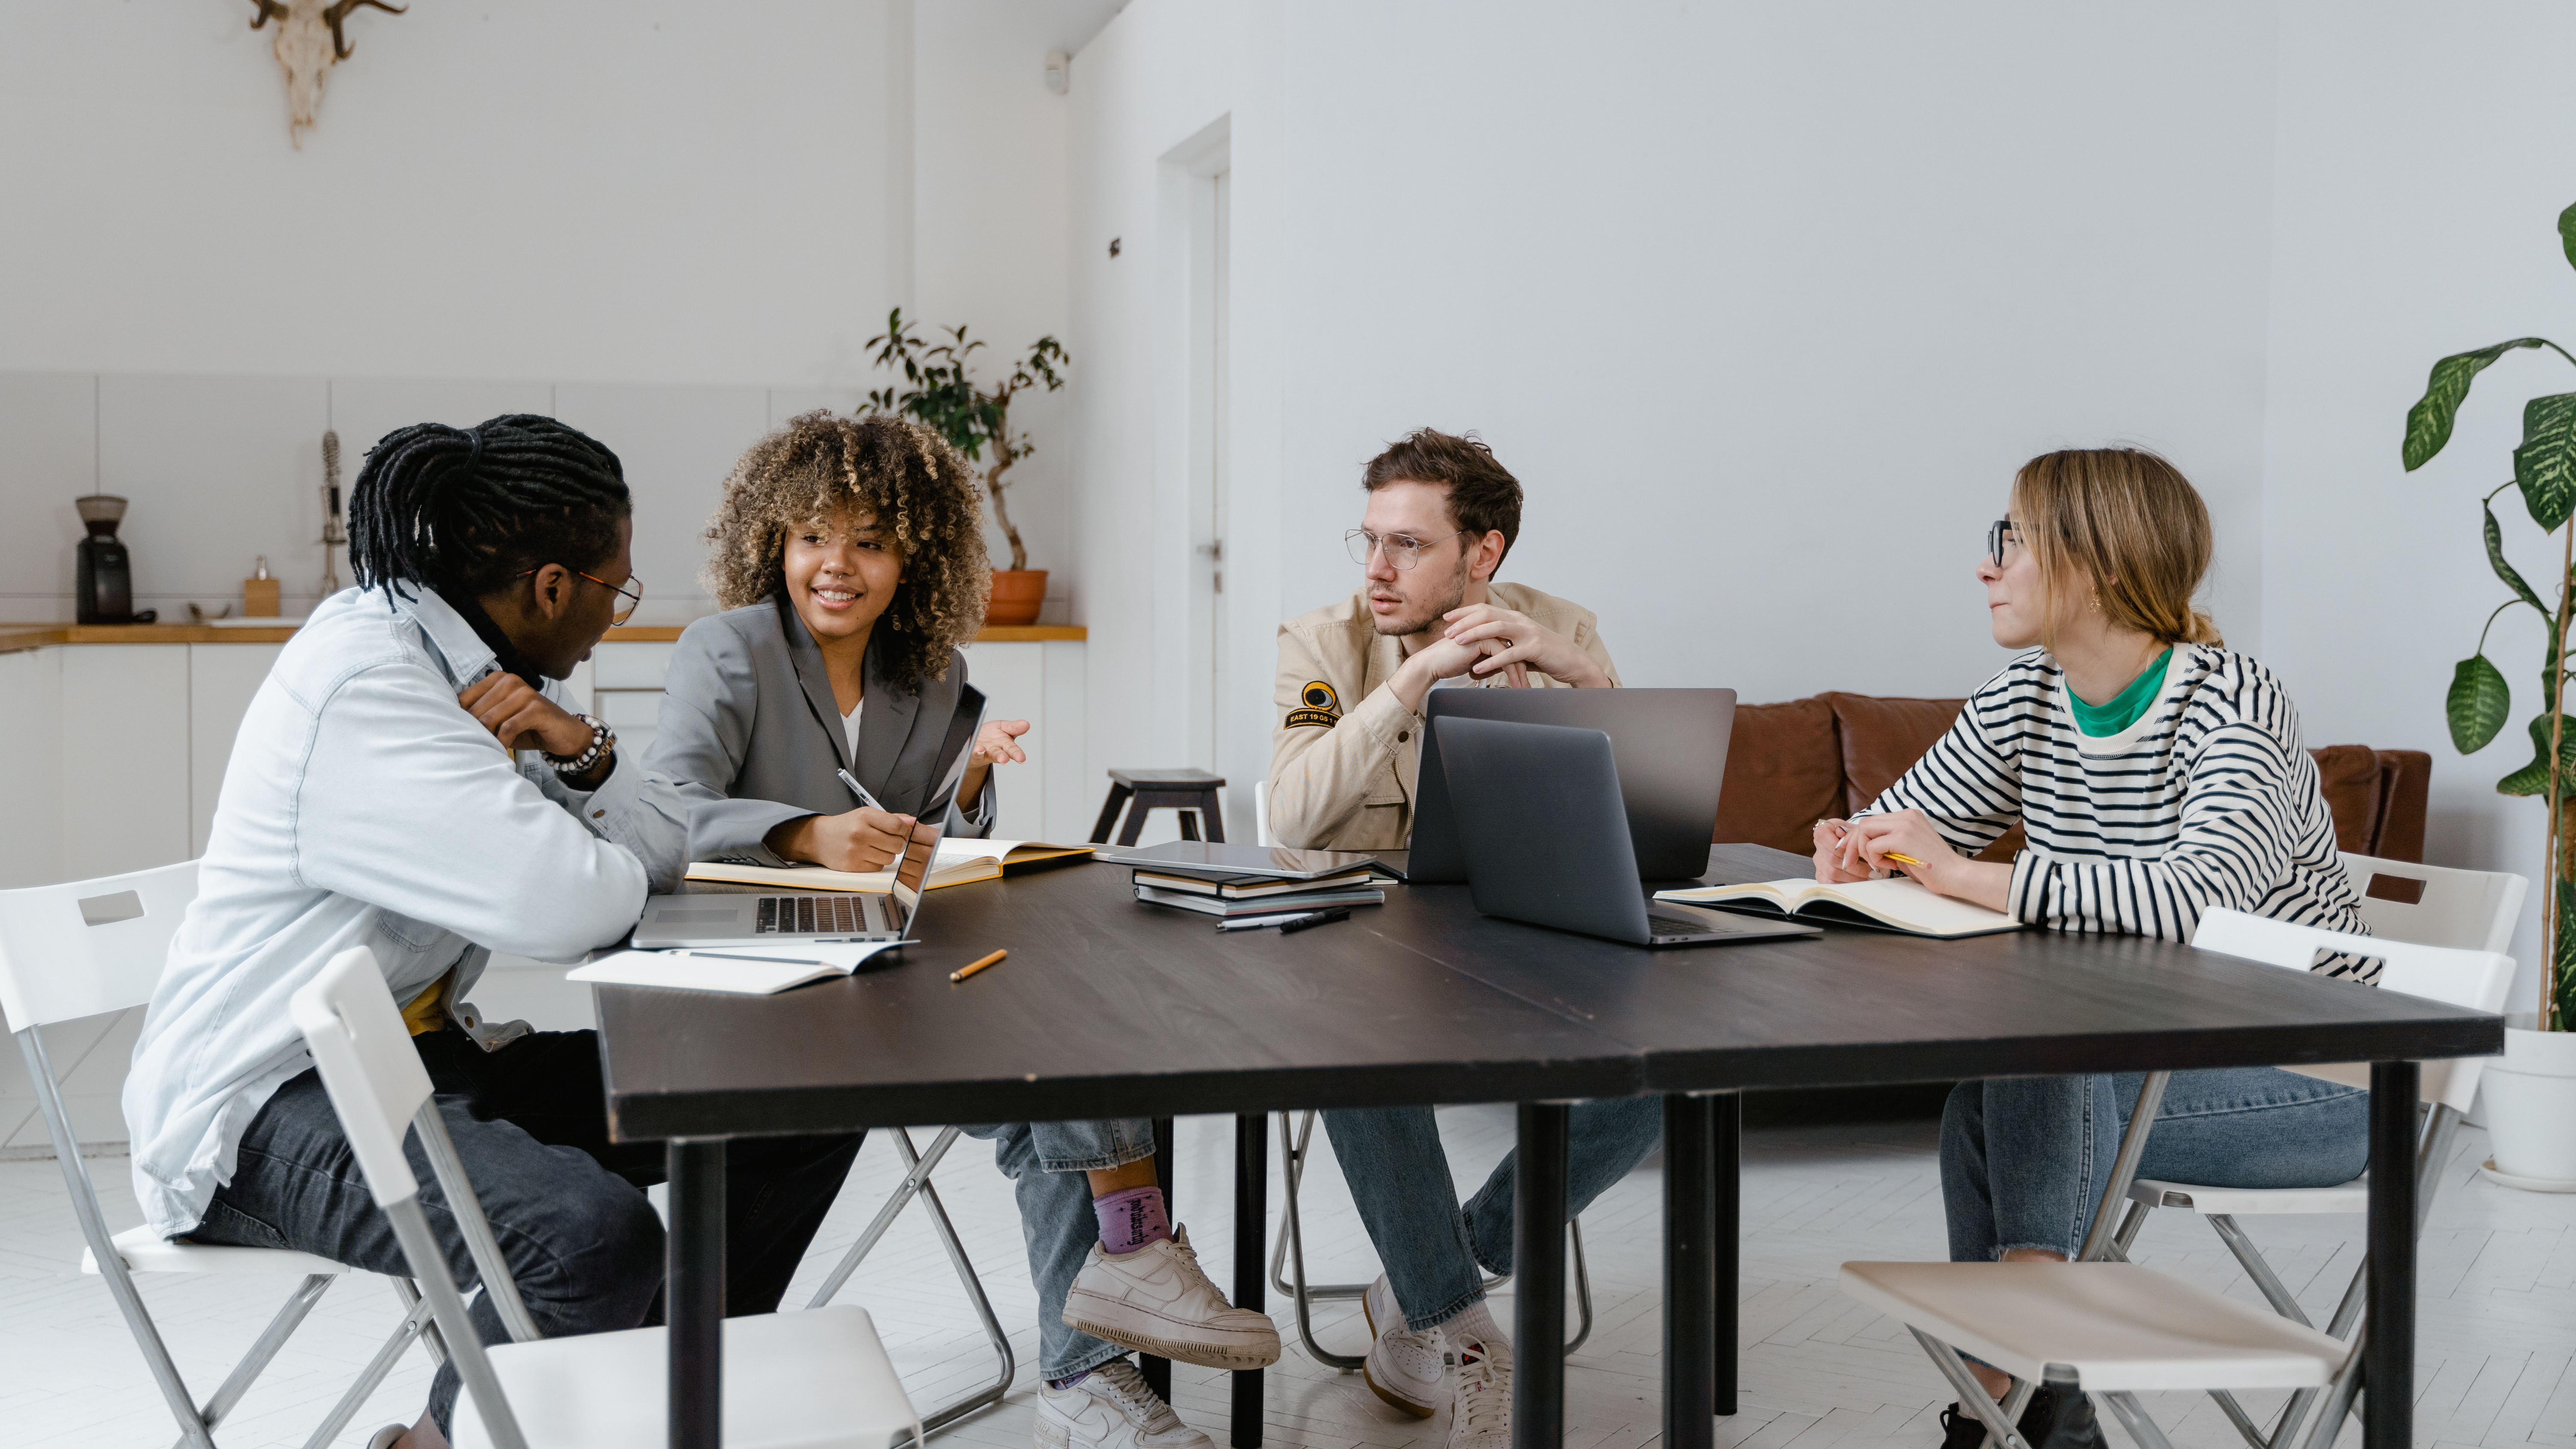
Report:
545,714,615,777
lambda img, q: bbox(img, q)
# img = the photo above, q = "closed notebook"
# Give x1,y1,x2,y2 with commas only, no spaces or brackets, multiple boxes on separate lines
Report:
1653,878,2021,939
1131,868,1375,899
1133,884,1386,918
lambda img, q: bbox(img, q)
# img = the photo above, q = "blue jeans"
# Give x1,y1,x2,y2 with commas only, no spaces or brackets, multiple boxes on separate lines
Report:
190,1029,860,1437
961,1118,1156,1379
1941,1067,2369,1263
1322,1099,1663,1332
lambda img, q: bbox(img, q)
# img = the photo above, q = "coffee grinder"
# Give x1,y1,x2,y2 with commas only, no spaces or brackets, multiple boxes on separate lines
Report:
74,495,154,624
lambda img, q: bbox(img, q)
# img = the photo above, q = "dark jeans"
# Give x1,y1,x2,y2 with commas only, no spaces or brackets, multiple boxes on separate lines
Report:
190,1028,862,1436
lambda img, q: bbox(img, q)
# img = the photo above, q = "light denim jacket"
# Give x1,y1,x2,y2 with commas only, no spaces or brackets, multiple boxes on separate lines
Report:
124,585,687,1239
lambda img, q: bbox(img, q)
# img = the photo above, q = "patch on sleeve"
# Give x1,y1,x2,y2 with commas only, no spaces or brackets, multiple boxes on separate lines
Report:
1284,680,1340,729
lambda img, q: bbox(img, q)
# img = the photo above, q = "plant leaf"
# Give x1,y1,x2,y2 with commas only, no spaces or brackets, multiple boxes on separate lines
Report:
2517,392,2576,529
2562,200,2576,273
2405,339,2549,470
2488,503,2548,611
2495,712,2576,796
2448,654,2512,753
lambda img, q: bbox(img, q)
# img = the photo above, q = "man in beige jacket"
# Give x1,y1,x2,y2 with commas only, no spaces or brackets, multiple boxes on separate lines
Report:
1266,430,1658,1449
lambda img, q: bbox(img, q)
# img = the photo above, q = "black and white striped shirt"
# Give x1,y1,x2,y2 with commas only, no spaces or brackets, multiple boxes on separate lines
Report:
1863,644,2371,979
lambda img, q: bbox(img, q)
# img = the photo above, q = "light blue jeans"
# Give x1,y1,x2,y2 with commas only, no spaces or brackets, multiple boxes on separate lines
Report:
1322,1099,1664,1332
1941,1067,2369,1263
961,1118,1155,1379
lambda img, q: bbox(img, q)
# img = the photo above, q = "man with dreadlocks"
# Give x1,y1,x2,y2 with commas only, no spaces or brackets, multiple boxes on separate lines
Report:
122,416,860,1449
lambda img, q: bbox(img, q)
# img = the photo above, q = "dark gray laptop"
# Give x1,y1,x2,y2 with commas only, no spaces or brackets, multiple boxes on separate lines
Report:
631,688,985,950
1434,715,1819,949
1409,688,1735,884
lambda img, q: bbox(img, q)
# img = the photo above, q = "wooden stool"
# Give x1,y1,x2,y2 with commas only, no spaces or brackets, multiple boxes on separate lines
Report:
1091,769,1227,845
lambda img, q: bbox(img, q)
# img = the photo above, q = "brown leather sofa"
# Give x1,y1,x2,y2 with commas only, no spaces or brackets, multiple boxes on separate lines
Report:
1713,691,2430,865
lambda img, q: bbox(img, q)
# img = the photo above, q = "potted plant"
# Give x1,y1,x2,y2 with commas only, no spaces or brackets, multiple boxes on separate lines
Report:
860,307,1070,626
2409,197,2576,1188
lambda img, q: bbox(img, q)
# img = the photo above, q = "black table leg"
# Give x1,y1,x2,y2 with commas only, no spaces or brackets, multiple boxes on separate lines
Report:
1714,1091,1740,1416
1142,1118,1175,1403
1663,1095,1715,1449
2366,1062,2418,1449
1232,1113,1267,1448
1514,1102,1571,1449
668,1138,726,1449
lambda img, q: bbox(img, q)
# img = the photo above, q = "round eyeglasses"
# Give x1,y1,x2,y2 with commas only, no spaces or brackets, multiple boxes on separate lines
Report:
1346,528,1467,571
518,567,644,625
1986,519,2021,569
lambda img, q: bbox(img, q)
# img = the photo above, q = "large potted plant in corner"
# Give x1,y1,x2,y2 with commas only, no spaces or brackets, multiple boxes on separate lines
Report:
2409,197,2576,1189
860,307,1070,626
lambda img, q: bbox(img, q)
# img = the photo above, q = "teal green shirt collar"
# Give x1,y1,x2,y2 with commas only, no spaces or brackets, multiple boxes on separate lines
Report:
2069,647,2174,738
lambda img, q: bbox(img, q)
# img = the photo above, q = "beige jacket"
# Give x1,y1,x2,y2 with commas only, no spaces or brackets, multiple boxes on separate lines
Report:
1266,582,1621,851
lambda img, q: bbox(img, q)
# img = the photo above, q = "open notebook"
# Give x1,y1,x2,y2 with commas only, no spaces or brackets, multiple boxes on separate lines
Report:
685,838,1091,895
1653,877,2021,939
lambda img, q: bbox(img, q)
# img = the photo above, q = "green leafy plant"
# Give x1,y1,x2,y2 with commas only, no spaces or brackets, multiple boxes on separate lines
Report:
859,307,1070,572
2408,199,2576,1032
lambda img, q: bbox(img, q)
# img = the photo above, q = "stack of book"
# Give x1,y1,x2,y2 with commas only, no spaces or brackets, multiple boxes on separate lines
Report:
1131,866,1386,921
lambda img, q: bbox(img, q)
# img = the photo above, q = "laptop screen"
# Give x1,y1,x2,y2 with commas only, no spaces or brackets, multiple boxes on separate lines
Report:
888,684,987,936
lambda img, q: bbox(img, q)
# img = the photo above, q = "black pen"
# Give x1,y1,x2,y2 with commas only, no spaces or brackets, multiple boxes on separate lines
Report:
1278,908,1351,935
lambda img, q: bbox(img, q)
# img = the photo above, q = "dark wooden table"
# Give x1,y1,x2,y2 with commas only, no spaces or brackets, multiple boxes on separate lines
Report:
597,845,2502,1449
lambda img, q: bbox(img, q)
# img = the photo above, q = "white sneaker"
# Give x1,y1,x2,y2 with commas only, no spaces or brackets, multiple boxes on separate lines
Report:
1360,1273,1443,1418
1062,1225,1282,1370
1034,1358,1214,1449
1446,1334,1511,1449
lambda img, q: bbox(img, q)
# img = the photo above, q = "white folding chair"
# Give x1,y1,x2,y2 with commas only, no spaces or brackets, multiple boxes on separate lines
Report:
1844,913,2512,1449
289,944,923,1449
802,1127,1016,1434
2338,853,2524,952
2103,908,2515,1449
0,862,435,1449
1269,1108,1593,1369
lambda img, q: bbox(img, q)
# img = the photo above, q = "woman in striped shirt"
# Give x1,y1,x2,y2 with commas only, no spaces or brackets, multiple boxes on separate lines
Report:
1816,449,2369,1449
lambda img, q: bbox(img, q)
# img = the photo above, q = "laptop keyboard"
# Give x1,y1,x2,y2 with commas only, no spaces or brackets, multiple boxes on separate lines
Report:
756,895,872,935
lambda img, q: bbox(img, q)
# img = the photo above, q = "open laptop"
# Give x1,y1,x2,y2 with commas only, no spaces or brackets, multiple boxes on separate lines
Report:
1409,688,1735,883
630,687,986,950
1434,714,1819,949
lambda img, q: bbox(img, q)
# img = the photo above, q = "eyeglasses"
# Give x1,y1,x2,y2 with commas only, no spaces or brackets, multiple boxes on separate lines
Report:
519,567,644,625
1346,528,1467,571
1987,519,2021,569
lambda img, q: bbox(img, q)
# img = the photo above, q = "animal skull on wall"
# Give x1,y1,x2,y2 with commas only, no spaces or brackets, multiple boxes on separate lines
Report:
248,0,407,146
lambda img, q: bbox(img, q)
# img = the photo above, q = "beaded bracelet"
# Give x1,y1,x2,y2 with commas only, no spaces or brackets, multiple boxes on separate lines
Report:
546,713,614,776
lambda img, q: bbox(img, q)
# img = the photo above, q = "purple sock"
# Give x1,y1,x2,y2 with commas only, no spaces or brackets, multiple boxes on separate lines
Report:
1094,1185,1171,1255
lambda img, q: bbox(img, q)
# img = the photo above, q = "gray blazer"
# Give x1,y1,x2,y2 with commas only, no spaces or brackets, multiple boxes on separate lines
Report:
645,599,994,867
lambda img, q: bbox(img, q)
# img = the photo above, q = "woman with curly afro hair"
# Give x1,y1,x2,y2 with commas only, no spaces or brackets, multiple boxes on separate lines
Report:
649,413,1279,1449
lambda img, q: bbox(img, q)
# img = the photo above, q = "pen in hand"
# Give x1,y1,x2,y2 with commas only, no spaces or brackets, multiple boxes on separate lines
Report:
836,767,890,814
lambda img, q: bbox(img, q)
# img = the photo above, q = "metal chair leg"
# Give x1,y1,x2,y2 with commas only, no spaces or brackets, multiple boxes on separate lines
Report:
806,1127,1015,1439
1269,1108,1595,1369
299,1291,441,1449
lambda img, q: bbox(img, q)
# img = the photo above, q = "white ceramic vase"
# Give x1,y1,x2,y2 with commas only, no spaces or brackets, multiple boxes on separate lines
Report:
2483,1026,2576,1185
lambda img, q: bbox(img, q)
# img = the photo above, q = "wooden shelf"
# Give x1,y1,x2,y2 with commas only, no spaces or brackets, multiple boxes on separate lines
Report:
0,621,1088,653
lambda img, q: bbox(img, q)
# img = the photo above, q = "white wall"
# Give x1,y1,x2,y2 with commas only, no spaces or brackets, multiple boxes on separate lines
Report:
2260,0,2576,1015
0,1,1117,625
1071,1,2283,825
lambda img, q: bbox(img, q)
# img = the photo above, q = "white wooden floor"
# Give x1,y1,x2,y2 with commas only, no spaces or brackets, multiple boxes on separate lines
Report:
3,1081,2570,1449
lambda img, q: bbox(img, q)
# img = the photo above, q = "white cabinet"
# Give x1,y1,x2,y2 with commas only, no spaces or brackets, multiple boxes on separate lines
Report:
59,645,192,882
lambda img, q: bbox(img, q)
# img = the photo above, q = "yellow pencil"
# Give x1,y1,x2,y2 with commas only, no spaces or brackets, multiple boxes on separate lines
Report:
950,949,1008,983
1882,852,1924,867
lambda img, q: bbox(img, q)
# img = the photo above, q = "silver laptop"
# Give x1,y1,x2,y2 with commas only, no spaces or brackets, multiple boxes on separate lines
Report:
1435,714,1821,949
630,688,984,950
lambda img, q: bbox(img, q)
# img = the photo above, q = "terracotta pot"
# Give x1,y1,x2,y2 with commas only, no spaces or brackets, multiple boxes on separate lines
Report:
987,569,1048,627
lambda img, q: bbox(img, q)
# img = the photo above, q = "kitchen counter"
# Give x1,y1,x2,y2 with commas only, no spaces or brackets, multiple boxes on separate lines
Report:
0,622,1086,653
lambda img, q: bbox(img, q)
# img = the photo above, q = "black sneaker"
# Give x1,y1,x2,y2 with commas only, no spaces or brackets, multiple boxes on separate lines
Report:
1935,1385,2085,1449
2029,1385,2106,1449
